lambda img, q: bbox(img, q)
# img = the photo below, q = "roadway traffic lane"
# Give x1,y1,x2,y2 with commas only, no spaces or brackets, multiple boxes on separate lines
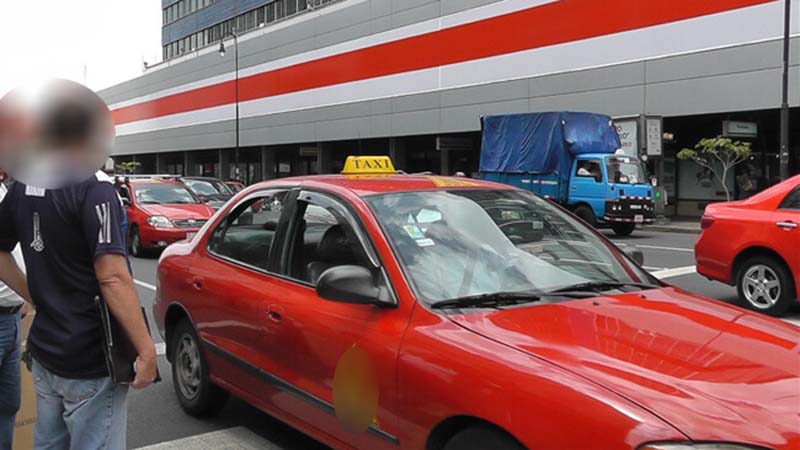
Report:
124,229,799,448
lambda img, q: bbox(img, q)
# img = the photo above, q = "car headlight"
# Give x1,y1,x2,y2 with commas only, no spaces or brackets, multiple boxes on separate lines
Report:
640,443,771,450
146,215,174,228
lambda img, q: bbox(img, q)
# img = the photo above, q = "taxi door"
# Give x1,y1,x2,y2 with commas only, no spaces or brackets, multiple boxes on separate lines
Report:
265,190,411,449
769,186,800,279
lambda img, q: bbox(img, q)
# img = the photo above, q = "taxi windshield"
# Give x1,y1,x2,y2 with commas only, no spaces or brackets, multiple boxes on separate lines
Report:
367,189,653,304
606,156,646,185
184,179,227,196
135,183,199,205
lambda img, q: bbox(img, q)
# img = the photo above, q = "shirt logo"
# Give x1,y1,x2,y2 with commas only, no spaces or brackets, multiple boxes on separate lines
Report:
95,202,112,245
31,213,45,252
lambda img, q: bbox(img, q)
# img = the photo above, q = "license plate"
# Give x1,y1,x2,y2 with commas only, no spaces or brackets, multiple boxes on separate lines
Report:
634,215,644,223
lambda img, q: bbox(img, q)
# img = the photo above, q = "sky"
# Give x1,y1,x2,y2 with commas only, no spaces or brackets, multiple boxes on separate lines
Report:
0,0,163,97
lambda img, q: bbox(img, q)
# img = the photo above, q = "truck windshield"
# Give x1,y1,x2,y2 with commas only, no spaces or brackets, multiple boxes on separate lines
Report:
606,156,646,185
367,189,654,304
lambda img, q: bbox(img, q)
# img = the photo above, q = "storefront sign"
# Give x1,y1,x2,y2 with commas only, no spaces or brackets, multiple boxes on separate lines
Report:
645,118,663,156
722,121,757,138
613,119,638,157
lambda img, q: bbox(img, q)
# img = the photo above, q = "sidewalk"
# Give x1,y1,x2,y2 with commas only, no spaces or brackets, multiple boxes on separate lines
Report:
642,217,701,234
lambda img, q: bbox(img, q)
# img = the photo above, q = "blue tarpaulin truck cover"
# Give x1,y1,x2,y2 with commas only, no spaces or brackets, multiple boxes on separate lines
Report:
479,112,621,174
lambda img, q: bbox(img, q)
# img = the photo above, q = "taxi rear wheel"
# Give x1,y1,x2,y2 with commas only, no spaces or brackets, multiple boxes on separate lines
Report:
736,256,794,317
443,425,525,450
171,319,229,417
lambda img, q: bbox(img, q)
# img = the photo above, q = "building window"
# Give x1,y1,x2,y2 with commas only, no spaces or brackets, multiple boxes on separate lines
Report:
266,3,275,22
257,7,266,25
298,0,307,11
276,0,284,20
286,0,297,16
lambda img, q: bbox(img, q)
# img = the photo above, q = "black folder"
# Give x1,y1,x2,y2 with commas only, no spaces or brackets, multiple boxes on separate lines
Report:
95,296,161,385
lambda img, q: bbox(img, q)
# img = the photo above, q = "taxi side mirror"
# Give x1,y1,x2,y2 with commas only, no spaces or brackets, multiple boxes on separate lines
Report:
316,265,391,306
623,247,644,266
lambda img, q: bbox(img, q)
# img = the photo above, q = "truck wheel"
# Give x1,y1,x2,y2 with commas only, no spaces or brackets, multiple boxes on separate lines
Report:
443,425,525,450
612,223,636,237
171,319,230,417
573,205,596,227
736,256,794,317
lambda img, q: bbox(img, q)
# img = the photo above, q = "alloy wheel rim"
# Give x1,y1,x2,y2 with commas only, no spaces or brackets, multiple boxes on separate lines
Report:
131,232,140,255
176,334,201,400
742,264,781,309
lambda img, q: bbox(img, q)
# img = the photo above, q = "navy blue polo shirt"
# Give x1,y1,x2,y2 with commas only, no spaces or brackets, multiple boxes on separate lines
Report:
0,172,127,379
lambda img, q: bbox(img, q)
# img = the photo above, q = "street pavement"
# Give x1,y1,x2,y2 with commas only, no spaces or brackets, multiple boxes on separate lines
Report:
125,229,800,449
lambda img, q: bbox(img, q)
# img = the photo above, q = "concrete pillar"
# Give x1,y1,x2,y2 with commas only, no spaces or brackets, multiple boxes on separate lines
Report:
219,149,231,181
317,142,334,174
440,148,451,176
389,137,407,171
261,147,275,180
184,151,198,176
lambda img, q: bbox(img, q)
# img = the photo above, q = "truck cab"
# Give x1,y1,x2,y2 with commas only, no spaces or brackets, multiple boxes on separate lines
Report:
570,153,655,236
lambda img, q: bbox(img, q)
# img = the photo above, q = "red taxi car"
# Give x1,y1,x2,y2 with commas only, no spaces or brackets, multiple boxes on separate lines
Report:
154,157,799,450
116,177,216,257
696,175,800,316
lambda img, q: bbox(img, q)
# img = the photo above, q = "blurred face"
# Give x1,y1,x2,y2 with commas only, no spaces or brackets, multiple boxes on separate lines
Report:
0,79,114,189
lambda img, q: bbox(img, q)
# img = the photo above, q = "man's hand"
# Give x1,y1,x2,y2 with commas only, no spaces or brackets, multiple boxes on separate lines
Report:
0,251,32,304
20,301,34,317
132,348,158,389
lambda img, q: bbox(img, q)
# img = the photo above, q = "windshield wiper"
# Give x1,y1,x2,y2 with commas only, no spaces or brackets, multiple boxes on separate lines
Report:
547,280,659,295
431,291,543,310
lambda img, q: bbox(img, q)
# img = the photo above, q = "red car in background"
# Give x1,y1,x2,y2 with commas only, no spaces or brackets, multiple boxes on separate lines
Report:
696,175,800,316
153,157,799,450
116,178,216,257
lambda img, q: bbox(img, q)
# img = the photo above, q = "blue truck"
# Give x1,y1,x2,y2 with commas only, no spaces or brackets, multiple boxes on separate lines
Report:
479,112,655,236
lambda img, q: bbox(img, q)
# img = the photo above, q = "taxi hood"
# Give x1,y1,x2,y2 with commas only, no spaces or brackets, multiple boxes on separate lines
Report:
447,287,800,448
138,203,214,219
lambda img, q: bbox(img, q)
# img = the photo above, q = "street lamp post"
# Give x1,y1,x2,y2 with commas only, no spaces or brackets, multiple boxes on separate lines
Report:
779,0,792,180
219,30,240,181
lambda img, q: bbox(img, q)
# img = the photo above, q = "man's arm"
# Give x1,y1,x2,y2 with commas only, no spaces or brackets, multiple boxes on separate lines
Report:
94,253,157,389
0,251,32,305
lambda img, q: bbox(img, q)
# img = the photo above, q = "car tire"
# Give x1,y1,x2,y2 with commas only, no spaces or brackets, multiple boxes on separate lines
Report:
612,223,636,237
129,225,145,258
443,425,525,450
736,256,795,317
170,319,229,417
573,204,597,228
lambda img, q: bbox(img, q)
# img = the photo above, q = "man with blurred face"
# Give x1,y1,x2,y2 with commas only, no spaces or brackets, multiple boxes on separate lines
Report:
0,169,33,450
0,90,156,450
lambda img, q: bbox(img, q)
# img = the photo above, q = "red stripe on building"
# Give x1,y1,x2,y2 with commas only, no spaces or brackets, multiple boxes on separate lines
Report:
112,0,774,125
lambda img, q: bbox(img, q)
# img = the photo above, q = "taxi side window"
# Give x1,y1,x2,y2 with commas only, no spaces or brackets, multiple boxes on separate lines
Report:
208,190,288,271
779,188,800,210
576,160,602,182
286,198,371,286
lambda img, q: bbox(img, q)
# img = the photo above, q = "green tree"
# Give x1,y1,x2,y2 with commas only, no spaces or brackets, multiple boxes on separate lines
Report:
677,136,752,202
115,161,142,175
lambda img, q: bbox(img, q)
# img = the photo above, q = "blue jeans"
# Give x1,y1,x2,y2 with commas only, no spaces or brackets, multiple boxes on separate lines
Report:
31,359,128,450
0,313,21,450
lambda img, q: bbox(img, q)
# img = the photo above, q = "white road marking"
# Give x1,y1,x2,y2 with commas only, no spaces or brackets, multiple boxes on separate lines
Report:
134,427,270,449
615,243,694,253
651,266,697,279
783,318,800,328
135,279,156,291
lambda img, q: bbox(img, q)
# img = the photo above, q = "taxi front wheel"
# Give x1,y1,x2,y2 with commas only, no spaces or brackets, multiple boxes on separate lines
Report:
443,425,525,450
171,319,229,417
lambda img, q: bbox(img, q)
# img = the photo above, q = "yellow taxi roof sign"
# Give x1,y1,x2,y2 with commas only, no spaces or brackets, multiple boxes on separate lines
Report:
341,156,396,175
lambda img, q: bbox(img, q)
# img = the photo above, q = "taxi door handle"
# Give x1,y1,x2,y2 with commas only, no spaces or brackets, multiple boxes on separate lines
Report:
192,277,204,290
776,221,798,230
267,305,283,323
